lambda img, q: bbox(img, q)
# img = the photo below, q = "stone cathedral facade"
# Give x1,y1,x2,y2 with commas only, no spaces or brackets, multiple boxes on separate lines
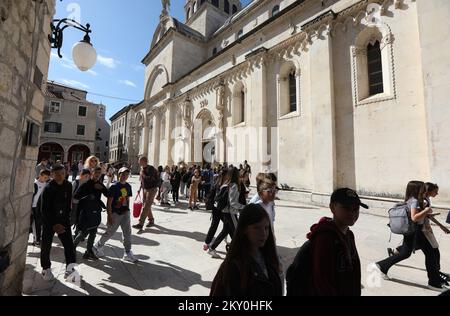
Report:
114,0,450,205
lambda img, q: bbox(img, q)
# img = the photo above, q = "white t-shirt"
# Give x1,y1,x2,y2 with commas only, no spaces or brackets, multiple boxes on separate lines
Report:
161,171,170,182
32,180,47,208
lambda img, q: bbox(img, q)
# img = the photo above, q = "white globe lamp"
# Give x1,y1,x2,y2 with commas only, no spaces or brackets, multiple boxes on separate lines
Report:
72,37,97,72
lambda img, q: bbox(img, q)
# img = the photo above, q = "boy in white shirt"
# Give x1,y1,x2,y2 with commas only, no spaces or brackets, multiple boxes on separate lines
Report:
30,170,50,245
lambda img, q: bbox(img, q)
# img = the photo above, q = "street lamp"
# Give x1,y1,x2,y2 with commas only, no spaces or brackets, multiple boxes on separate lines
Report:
49,19,97,72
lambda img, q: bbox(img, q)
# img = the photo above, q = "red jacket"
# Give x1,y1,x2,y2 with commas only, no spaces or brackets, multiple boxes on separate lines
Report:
307,217,361,296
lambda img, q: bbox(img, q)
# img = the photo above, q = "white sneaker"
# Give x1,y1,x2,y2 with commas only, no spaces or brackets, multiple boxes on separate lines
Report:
428,283,450,292
92,243,105,258
123,251,138,263
208,249,221,259
42,269,55,281
64,265,82,279
374,263,390,280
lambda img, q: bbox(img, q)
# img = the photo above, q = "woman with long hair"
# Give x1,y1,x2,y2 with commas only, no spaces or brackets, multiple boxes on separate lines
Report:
210,204,282,296
208,167,246,258
84,156,99,172
203,168,228,252
376,181,448,291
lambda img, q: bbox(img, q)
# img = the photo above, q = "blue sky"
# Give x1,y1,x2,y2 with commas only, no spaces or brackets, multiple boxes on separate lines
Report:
49,0,252,122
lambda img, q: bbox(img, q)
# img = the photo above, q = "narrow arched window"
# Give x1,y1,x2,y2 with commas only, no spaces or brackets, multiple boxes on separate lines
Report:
224,0,230,14
237,29,243,39
212,47,217,56
232,5,238,14
186,8,191,20
240,90,245,123
367,41,384,96
272,5,280,17
289,71,297,113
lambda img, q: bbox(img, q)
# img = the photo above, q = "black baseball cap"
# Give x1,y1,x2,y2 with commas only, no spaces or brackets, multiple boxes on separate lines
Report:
330,188,369,209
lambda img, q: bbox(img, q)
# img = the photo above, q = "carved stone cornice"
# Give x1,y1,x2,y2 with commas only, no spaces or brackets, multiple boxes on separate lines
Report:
159,0,411,110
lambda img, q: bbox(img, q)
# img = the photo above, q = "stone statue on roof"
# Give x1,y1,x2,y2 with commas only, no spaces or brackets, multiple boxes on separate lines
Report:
161,0,171,15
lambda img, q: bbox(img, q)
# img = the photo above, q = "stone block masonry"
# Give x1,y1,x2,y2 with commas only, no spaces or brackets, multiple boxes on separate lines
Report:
0,0,55,296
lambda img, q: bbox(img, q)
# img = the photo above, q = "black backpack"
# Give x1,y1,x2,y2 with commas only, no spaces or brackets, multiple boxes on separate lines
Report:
77,194,105,231
214,186,229,212
142,166,159,189
286,240,313,296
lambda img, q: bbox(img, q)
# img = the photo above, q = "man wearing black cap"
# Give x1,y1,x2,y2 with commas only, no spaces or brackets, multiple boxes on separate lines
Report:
305,188,368,296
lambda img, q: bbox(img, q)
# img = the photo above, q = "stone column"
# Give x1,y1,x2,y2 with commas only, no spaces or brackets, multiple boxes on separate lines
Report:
183,99,193,164
166,102,176,165
250,54,268,175
416,0,450,203
215,82,226,164
152,110,161,166
308,25,336,196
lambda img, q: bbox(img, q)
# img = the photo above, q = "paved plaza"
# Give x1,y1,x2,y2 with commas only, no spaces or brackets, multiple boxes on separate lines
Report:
23,177,450,296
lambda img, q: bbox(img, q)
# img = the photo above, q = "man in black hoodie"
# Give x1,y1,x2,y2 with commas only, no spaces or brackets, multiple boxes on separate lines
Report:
40,165,76,281
306,188,368,296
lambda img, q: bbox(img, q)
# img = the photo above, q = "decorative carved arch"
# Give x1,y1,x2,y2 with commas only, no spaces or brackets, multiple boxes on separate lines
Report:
144,64,170,100
196,108,216,124
134,111,145,128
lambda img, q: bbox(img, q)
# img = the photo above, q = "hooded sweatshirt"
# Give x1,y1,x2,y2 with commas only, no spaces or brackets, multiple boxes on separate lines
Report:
307,217,361,296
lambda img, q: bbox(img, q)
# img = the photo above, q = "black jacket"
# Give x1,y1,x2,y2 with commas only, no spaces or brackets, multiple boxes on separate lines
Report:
211,258,283,296
74,179,107,230
41,180,73,226
74,179,107,202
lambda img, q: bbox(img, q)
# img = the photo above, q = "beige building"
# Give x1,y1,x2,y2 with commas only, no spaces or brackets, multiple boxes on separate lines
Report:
109,104,135,164
129,0,450,206
0,0,56,295
39,82,110,165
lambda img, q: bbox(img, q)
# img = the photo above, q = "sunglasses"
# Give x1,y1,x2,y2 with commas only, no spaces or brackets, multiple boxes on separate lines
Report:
263,188,279,194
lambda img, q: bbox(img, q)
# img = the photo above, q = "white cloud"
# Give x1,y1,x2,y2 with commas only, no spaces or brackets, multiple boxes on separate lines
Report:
87,70,99,76
59,79,90,89
97,55,118,69
133,64,145,72
119,80,137,88
50,52,59,60
61,63,76,70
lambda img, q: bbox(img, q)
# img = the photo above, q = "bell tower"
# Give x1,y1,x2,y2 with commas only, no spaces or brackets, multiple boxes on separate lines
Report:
184,0,242,38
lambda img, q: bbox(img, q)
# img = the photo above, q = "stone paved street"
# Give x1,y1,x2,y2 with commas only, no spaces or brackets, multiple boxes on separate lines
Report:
23,176,450,296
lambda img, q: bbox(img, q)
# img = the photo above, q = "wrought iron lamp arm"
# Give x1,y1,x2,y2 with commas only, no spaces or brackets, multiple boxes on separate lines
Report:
49,18,92,58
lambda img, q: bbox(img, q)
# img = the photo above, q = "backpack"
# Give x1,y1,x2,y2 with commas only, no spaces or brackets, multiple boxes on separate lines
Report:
286,240,312,296
388,203,417,236
214,185,229,212
142,166,159,189
77,194,104,231
182,172,190,183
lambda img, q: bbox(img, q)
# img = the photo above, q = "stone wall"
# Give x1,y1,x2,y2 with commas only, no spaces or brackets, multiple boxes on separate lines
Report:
0,0,55,296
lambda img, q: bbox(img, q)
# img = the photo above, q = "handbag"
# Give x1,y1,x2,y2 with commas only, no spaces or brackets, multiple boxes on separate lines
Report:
133,190,143,218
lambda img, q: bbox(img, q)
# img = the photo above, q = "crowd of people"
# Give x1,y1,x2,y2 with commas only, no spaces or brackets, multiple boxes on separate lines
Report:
30,156,450,296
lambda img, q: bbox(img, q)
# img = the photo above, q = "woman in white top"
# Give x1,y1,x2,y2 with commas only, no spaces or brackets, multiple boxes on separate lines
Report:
160,165,172,206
